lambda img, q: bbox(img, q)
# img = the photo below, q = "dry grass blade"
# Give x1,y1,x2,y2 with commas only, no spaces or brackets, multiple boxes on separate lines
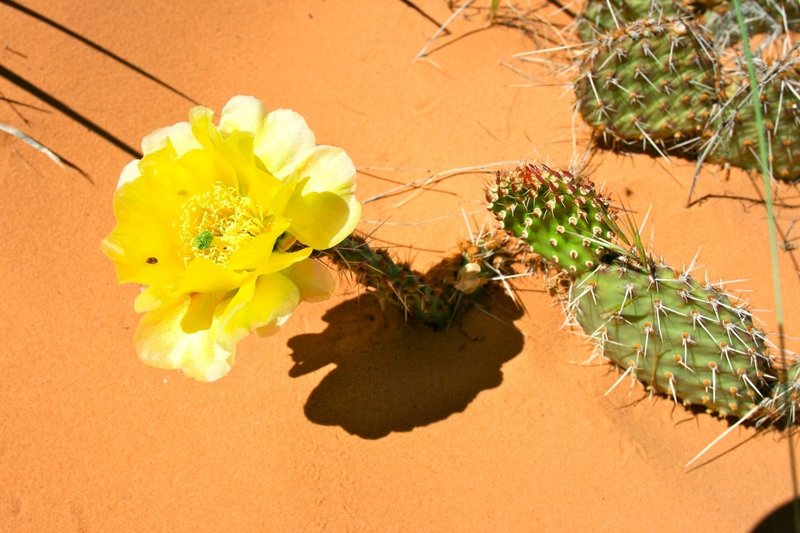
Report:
414,0,476,60
1,122,90,181
0,123,63,166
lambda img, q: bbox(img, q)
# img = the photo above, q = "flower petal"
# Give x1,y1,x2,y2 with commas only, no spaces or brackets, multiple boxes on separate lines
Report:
282,145,361,249
283,189,354,250
176,257,248,294
180,292,229,333
217,272,300,351
226,218,291,271
254,109,315,179
219,95,267,136
142,121,201,157
103,176,185,287
117,159,142,189
133,286,173,313
295,145,357,195
284,258,336,302
326,196,361,250
135,296,234,382
262,248,313,274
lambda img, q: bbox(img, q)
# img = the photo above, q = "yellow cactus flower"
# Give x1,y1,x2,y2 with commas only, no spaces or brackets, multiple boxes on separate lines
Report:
102,96,360,381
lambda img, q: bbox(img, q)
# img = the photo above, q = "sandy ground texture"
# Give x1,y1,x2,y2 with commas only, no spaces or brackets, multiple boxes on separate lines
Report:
3,1,800,531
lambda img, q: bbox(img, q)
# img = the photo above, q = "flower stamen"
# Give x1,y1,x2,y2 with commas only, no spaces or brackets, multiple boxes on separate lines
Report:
178,182,265,264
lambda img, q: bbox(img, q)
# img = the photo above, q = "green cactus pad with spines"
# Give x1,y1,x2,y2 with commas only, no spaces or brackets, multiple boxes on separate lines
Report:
487,163,781,419
487,164,620,277
575,17,719,156
572,260,775,416
710,60,800,181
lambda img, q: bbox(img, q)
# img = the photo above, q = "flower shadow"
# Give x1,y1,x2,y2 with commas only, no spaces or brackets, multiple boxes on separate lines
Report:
287,290,525,439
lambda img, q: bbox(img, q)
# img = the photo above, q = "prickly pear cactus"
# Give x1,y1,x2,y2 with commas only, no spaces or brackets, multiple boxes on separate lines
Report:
486,164,620,276
575,17,719,156
571,259,774,416
710,59,800,181
318,231,527,328
489,163,777,417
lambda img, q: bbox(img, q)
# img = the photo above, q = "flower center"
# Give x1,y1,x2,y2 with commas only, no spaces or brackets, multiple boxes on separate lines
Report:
178,182,265,264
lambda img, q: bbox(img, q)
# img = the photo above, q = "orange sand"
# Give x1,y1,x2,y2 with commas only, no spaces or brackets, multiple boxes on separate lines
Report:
2,1,800,531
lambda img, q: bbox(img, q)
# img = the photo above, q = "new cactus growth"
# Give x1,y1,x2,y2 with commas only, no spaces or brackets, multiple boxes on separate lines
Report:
488,163,777,417
486,164,621,277
317,231,529,328
575,17,719,157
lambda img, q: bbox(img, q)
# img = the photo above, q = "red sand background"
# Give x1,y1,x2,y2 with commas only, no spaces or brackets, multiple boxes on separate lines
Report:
3,1,800,531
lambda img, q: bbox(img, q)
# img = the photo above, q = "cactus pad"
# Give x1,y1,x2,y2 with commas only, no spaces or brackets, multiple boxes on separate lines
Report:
575,17,719,156
711,60,800,181
487,164,620,277
488,163,780,418
571,260,775,416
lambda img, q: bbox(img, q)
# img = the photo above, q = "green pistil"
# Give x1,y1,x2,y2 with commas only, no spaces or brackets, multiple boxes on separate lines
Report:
194,230,213,250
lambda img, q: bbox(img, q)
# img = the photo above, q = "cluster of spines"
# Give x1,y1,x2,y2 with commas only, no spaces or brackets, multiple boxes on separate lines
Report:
319,230,530,329
758,361,800,427
575,0,704,43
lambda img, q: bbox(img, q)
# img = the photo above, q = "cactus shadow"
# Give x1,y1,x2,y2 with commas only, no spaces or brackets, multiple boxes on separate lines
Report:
751,497,800,532
287,290,525,439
